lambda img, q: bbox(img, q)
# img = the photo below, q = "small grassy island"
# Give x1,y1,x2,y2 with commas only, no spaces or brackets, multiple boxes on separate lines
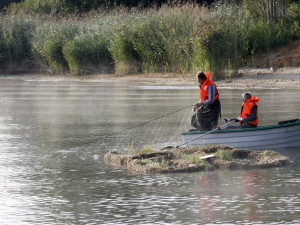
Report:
104,145,293,173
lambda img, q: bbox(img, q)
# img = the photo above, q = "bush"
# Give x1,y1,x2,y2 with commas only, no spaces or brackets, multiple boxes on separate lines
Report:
8,0,81,14
33,23,79,73
63,31,113,75
2,1,300,76
157,6,196,73
243,21,272,57
109,16,142,74
215,150,233,161
131,16,169,73
0,16,35,71
0,24,8,66
9,0,58,14
287,3,300,40
109,6,198,74
191,4,244,79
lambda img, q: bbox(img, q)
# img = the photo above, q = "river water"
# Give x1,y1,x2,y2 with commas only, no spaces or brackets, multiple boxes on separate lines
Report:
0,77,299,224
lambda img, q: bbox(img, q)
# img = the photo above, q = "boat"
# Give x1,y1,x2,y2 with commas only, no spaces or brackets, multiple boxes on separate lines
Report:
180,119,300,150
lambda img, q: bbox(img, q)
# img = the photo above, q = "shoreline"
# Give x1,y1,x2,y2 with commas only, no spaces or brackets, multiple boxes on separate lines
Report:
1,67,300,88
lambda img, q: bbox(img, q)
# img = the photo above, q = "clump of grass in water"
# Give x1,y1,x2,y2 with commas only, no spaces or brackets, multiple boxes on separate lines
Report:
262,150,279,158
127,141,135,154
181,153,209,167
141,158,169,169
126,143,152,154
215,149,234,161
138,145,152,153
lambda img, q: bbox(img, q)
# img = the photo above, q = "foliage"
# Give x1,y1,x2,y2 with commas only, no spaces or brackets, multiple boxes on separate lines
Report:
5,0,218,14
0,24,7,65
109,15,142,74
262,150,278,158
138,145,152,153
215,150,233,161
7,0,97,14
0,16,35,70
191,4,245,79
245,21,272,56
1,1,300,76
0,0,22,11
63,23,113,75
242,0,268,22
286,3,300,40
141,158,170,169
131,16,169,73
128,141,135,154
32,22,79,73
156,5,196,73
181,153,209,167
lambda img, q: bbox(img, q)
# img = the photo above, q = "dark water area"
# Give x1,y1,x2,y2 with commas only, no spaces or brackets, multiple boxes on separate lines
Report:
0,78,299,224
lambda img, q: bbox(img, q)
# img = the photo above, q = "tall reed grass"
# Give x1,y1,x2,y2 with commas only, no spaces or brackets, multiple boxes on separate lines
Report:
8,0,83,14
32,21,79,73
0,16,36,72
1,2,300,78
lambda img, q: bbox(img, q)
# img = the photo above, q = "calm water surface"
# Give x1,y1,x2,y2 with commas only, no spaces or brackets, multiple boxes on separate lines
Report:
0,77,299,224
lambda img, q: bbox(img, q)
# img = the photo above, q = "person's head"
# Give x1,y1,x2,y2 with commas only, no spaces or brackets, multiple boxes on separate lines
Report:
197,71,207,85
242,92,252,102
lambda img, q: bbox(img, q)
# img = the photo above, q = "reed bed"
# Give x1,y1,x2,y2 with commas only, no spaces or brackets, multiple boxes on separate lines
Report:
1,2,300,79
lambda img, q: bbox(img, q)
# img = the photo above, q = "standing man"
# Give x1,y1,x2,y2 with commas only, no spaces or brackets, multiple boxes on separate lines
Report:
191,71,221,130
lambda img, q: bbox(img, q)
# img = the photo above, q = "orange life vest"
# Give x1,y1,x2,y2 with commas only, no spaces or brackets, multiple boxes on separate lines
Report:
240,96,259,125
199,72,219,102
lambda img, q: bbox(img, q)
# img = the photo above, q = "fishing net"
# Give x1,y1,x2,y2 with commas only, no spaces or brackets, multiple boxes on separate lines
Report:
91,105,194,153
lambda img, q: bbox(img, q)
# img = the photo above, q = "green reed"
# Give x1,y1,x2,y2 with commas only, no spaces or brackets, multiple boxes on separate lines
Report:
8,0,74,14
32,21,79,73
1,1,300,77
108,13,144,74
62,20,113,75
0,16,36,72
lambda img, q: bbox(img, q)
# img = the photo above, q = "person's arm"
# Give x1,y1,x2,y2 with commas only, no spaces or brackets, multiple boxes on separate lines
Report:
193,84,215,111
202,84,215,105
243,106,257,122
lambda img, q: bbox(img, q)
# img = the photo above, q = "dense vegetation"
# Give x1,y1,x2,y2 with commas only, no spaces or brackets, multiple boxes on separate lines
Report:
0,0,300,79
1,0,218,12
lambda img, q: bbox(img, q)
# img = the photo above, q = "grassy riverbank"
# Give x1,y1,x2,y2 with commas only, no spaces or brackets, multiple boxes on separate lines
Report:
1,1,300,79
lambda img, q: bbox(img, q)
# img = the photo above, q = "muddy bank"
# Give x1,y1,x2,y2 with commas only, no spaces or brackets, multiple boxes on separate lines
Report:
104,145,293,174
217,67,300,89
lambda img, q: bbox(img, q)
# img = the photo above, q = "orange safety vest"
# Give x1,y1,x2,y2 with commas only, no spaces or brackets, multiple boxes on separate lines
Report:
199,72,219,102
240,96,259,125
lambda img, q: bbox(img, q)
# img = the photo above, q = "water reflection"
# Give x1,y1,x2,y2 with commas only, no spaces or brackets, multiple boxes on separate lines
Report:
197,173,220,223
0,79,299,224
241,171,261,221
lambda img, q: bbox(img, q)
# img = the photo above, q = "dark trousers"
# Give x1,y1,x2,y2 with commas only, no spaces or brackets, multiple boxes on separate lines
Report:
191,98,221,131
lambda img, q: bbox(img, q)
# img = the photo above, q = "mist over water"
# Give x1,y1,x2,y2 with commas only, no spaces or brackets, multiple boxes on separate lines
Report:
0,78,299,224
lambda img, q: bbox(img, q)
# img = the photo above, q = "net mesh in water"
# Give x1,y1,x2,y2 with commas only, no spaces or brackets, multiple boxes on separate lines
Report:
92,105,194,153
